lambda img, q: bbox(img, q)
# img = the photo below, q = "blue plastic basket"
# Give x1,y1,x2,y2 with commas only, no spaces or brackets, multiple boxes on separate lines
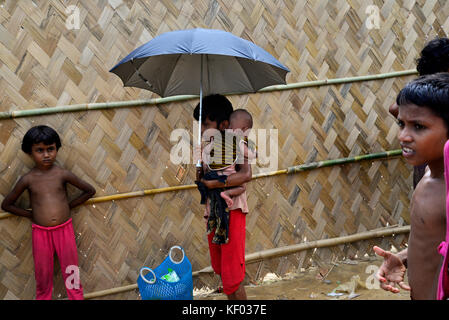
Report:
137,246,193,300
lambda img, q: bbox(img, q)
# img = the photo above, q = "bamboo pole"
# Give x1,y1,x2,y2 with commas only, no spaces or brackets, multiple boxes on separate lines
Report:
258,70,418,93
86,184,197,203
82,225,410,299
285,149,402,174
193,225,410,276
244,225,409,264
0,184,198,220
0,149,402,220
83,284,138,300
0,70,417,120
0,95,198,120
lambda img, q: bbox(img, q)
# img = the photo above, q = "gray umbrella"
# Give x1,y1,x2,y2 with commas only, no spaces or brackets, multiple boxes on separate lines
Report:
110,28,289,166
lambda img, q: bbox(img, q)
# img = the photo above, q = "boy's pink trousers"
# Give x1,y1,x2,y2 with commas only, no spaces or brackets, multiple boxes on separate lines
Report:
32,218,83,300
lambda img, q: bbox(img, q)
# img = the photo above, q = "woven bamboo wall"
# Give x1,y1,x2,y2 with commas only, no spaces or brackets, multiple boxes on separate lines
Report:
0,0,447,299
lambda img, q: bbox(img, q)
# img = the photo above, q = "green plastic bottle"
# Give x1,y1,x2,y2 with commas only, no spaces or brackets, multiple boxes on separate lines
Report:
161,268,180,282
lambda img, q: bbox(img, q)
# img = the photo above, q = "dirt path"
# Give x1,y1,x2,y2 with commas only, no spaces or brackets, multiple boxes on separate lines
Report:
194,257,410,300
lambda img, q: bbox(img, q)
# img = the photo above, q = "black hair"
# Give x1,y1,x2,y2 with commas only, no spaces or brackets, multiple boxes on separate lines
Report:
416,37,449,76
396,73,449,130
230,109,253,128
193,94,233,127
21,125,62,154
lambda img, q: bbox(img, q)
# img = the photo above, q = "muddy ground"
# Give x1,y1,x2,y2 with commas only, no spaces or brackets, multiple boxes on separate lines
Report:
194,256,410,300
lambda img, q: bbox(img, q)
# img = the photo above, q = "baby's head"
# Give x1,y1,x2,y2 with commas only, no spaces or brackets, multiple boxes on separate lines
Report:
396,73,449,166
228,109,253,135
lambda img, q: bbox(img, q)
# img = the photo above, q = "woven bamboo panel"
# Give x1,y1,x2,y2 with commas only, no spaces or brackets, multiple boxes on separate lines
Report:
0,0,448,299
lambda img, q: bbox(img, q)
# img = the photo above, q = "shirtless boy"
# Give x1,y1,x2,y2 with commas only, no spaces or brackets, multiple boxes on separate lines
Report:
1,125,96,299
389,37,449,188
374,74,449,299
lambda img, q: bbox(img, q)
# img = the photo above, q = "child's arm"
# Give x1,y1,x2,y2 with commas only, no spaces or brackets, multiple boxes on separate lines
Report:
1,176,33,219
63,170,96,209
373,246,410,293
224,184,246,197
202,162,252,189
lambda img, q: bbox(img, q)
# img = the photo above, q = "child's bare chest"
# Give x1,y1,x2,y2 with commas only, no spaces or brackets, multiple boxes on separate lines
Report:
410,179,446,232
27,173,67,197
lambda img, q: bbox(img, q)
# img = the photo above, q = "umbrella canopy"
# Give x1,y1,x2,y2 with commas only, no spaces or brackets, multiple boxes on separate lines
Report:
110,28,289,168
110,28,289,97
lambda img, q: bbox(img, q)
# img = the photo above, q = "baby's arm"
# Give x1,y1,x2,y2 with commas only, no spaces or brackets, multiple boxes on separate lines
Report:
202,158,252,190
224,185,246,197
221,182,246,208
63,170,96,209
1,176,32,219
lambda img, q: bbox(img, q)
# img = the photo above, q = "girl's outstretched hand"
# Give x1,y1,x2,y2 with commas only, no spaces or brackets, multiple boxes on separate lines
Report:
373,246,411,293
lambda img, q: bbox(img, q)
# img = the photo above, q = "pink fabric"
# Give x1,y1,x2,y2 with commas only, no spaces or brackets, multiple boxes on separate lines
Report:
437,140,449,299
32,218,84,300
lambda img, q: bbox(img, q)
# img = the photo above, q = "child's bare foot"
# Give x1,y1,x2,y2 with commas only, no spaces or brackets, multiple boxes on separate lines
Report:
220,192,233,207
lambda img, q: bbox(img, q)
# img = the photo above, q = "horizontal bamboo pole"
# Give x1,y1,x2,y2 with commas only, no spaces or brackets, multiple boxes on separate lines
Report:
86,184,197,204
0,149,402,220
285,149,402,174
0,95,198,120
83,284,138,300
258,70,418,93
193,225,410,276
82,225,410,299
244,225,410,264
0,70,417,120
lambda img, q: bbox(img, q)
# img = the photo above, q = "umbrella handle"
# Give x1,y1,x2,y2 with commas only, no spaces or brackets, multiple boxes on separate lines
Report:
196,162,203,181
196,54,204,172
198,54,203,147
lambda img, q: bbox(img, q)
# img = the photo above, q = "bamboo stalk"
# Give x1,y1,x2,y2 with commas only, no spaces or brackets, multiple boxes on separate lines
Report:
85,184,197,204
0,95,198,120
243,225,410,264
258,70,418,93
83,284,138,300
0,149,403,220
193,225,410,276
0,70,417,120
285,149,402,174
82,225,410,299
0,184,198,219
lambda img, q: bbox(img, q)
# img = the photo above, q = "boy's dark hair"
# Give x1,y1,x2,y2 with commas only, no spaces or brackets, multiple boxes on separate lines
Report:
22,125,62,154
396,73,449,131
416,37,449,76
193,94,233,127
